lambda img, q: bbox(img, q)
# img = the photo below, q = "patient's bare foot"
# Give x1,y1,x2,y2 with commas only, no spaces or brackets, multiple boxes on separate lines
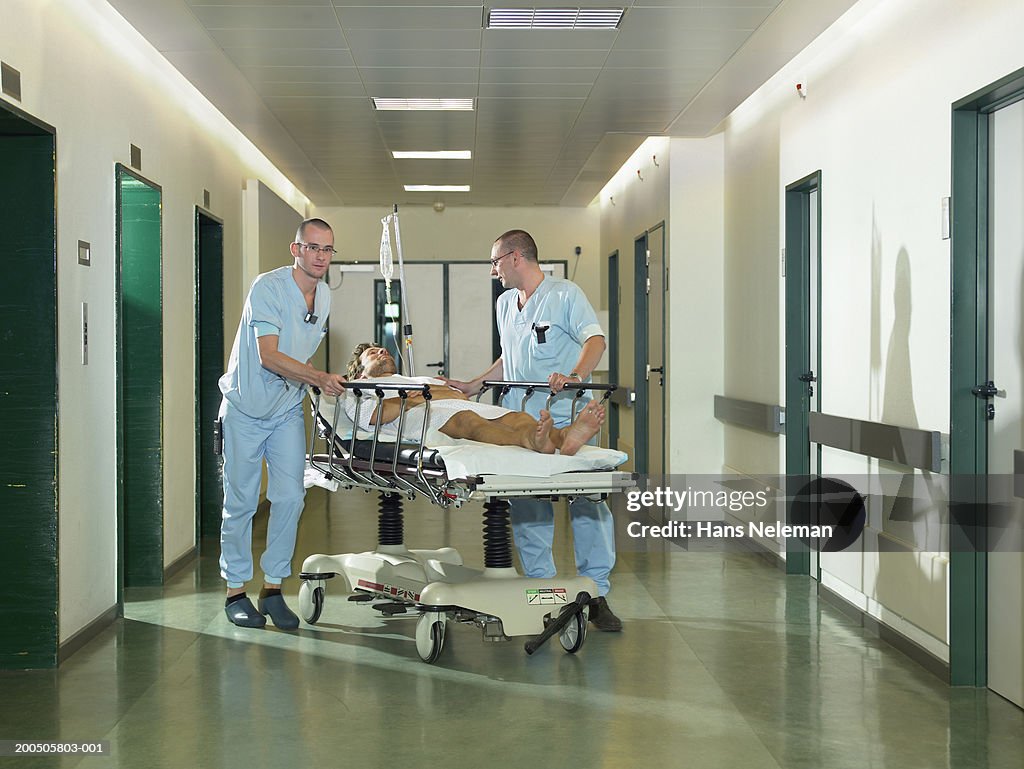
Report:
559,402,605,456
525,409,557,454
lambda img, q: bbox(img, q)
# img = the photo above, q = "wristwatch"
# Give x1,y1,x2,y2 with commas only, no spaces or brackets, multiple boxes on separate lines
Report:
569,372,583,381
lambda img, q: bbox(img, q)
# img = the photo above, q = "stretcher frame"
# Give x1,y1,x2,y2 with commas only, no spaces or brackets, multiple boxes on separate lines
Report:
300,380,635,662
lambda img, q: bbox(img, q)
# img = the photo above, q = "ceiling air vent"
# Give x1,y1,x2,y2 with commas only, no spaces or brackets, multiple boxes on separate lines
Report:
486,8,624,30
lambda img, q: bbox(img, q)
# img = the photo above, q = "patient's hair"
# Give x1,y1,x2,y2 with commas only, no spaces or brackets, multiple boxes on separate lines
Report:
347,342,375,379
295,217,333,243
495,229,538,262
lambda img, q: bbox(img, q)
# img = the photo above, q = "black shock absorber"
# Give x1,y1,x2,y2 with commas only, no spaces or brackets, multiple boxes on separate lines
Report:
482,497,513,568
378,491,404,547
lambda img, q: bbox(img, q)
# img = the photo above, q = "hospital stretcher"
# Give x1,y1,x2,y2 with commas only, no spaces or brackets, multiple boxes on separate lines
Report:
299,380,635,663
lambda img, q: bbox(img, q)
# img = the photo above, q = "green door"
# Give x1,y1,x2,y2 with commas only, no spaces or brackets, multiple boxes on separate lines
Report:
0,104,57,668
116,166,163,587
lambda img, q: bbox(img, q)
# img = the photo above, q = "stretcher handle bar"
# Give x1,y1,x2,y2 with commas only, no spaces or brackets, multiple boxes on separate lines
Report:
523,590,592,655
481,380,617,392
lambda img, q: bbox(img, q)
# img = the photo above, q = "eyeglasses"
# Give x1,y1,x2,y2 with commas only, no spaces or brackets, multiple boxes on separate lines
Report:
490,250,515,268
297,242,338,256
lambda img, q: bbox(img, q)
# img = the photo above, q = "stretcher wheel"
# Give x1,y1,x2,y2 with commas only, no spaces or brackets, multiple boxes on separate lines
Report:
415,613,446,663
558,606,587,654
298,581,324,625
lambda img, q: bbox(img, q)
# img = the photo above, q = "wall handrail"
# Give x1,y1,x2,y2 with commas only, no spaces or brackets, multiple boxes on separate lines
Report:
809,412,944,473
714,395,785,435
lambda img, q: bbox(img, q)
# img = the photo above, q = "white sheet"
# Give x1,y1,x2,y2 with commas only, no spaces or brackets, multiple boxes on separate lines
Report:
313,394,627,478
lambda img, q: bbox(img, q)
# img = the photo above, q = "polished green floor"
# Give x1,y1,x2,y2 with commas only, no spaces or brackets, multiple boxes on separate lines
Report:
2,489,1023,768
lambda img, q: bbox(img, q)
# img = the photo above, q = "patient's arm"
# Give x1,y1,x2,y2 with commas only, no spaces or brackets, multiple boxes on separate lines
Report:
368,393,426,425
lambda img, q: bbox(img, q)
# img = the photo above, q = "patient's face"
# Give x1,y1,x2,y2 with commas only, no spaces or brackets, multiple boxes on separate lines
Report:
360,346,397,377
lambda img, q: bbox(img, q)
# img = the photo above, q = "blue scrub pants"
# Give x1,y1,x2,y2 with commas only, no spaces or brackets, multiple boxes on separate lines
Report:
509,496,616,596
219,401,306,589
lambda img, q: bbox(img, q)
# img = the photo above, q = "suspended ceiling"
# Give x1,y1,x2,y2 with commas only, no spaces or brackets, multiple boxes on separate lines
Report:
106,0,859,207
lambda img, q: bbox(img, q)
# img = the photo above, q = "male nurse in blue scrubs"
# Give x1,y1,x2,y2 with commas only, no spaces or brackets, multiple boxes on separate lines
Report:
218,218,347,629
447,229,622,631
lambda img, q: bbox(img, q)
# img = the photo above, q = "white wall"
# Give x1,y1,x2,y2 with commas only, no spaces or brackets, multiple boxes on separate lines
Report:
720,0,1024,651
1,0,308,641
669,137,725,475
599,138,671,468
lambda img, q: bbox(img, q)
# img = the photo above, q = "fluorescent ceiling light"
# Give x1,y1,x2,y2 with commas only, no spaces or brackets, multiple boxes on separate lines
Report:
486,8,624,29
392,151,472,160
404,185,471,192
373,98,474,111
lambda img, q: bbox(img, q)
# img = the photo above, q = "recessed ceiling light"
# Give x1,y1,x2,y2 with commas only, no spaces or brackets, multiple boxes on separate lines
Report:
392,151,472,160
373,98,474,111
404,185,471,192
486,8,624,30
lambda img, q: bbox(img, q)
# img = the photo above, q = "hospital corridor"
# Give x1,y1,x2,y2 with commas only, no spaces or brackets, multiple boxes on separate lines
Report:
3,0,1024,767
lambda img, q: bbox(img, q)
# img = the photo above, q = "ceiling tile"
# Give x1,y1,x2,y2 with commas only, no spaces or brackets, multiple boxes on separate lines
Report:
477,83,592,98
260,83,368,99
337,6,483,29
480,67,600,85
224,48,354,67
347,29,482,53
351,49,481,68
207,27,347,48
359,67,479,85
482,49,609,68
190,5,341,29
239,66,362,85
483,29,618,50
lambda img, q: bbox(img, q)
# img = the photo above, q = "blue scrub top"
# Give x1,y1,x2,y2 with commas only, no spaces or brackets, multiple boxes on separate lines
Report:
219,266,330,420
496,275,604,424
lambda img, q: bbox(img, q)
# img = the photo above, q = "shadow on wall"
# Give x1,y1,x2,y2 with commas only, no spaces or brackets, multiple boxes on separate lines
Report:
875,244,947,649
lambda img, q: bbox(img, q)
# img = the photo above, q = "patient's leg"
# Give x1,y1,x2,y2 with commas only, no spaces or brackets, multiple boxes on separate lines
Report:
438,409,556,453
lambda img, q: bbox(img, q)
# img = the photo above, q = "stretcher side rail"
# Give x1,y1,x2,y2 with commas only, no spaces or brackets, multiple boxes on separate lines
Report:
478,379,616,420
308,381,461,506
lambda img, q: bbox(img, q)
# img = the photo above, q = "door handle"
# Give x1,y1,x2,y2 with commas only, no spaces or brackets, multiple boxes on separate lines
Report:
798,370,815,397
971,380,998,398
424,361,444,376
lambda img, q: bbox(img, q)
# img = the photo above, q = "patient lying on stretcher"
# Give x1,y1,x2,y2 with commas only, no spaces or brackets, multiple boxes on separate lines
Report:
344,344,603,456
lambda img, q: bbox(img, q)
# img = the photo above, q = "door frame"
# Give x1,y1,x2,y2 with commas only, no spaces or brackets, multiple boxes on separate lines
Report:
607,250,620,448
949,65,1024,686
784,171,822,577
633,232,650,475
